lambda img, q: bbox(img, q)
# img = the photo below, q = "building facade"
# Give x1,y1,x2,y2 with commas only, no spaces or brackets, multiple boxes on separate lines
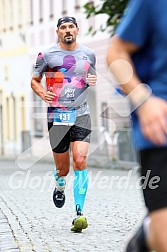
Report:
0,0,130,158
0,0,32,155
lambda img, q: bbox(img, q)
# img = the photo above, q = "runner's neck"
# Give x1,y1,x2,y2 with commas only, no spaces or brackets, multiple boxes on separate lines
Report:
58,42,79,51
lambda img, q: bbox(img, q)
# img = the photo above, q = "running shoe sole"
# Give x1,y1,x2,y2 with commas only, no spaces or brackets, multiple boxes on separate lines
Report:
53,188,65,208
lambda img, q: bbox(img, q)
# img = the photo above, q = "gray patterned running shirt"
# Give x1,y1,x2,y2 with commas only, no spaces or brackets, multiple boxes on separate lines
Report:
33,44,96,116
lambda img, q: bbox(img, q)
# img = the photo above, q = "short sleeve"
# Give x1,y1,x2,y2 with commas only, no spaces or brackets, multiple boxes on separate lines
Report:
32,52,48,77
116,0,150,47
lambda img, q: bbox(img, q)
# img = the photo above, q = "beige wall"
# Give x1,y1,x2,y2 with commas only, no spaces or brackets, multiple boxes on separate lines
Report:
0,0,31,155
0,0,28,32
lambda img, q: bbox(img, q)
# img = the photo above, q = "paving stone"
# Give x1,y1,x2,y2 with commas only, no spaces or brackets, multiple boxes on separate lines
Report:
0,159,145,252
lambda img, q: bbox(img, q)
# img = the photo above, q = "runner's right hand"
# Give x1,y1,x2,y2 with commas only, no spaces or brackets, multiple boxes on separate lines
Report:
43,87,56,103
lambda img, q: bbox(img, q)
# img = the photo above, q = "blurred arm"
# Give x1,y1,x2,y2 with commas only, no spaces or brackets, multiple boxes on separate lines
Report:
106,35,167,145
106,35,150,104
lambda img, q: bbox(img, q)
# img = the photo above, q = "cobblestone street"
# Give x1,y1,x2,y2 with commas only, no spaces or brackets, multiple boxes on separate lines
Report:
0,159,145,252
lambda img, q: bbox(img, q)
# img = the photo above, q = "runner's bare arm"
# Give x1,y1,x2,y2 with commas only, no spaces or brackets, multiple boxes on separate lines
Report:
31,75,56,103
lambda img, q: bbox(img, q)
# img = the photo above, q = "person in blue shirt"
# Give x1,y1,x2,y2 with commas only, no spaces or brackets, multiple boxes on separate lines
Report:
107,0,167,251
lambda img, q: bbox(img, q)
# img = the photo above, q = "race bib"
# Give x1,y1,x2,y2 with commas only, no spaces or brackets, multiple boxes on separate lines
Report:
53,108,76,126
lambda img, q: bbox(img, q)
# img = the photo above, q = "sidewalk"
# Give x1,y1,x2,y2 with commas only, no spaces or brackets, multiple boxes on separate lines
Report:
0,207,20,252
0,159,145,252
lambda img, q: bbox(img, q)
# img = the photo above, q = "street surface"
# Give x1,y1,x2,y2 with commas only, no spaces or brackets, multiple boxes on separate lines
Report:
0,159,146,252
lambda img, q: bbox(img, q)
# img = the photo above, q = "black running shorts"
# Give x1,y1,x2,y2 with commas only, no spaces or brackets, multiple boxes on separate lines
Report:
139,147,167,212
48,114,91,153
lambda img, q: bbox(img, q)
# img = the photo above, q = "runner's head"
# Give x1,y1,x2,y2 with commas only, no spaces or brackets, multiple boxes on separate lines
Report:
56,16,79,45
57,16,78,28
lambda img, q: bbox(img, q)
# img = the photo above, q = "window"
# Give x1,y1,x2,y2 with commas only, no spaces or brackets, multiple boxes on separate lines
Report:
89,0,94,6
18,0,23,28
9,0,14,29
85,1,95,34
39,30,45,45
62,0,67,15
39,0,43,22
2,0,6,31
30,0,34,25
30,33,35,47
0,89,4,155
75,0,80,11
33,92,43,137
4,66,9,82
6,97,10,139
21,96,25,130
101,102,109,131
49,27,55,44
49,0,54,19
11,94,17,139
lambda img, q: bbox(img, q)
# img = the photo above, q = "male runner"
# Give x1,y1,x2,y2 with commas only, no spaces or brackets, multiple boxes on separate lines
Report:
31,16,97,232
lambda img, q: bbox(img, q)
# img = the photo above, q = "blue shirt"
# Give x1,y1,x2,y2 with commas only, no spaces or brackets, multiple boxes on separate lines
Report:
116,0,167,150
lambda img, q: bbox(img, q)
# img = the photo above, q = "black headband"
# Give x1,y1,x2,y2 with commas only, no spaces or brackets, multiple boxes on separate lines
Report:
57,16,78,28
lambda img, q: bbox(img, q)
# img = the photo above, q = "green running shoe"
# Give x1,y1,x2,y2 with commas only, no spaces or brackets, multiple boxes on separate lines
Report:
71,204,88,233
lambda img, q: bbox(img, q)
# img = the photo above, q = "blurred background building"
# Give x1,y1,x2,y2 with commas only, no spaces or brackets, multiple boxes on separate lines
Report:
0,0,32,156
0,0,136,167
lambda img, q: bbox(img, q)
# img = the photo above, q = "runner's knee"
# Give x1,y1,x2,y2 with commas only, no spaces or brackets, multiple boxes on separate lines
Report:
73,157,87,170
